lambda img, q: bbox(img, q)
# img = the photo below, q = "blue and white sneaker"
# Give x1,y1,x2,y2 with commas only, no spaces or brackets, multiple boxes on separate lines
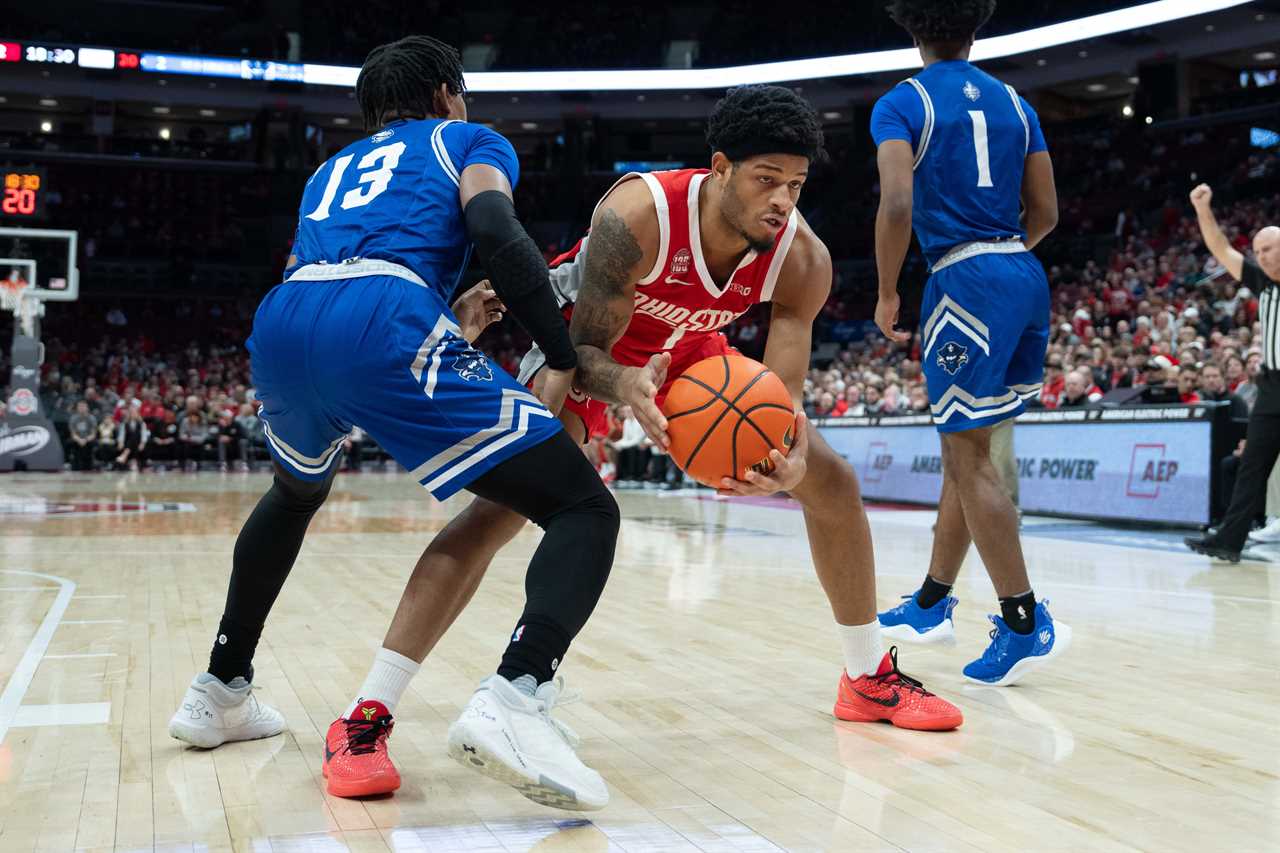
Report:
962,601,1071,687
878,592,958,646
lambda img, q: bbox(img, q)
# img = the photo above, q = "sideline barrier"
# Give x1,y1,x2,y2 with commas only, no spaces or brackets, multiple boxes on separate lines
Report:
816,404,1227,526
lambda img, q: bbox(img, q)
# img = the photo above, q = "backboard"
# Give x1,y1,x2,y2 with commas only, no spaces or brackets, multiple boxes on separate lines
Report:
0,226,78,303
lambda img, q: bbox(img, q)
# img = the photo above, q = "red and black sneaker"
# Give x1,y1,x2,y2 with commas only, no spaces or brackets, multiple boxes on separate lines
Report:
834,646,963,731
322,699,401,797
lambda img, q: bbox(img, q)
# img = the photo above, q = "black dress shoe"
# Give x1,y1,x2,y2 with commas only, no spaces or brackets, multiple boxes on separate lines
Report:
1184,536,1241,563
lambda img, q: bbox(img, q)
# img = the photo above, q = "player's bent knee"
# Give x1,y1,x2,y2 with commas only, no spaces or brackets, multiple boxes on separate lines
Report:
269,459,335,514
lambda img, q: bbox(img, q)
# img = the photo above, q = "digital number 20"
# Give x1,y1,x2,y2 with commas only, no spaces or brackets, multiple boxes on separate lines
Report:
305,141,406,221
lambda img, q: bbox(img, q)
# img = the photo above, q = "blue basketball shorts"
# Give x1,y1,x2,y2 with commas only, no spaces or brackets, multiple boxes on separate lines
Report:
919,249,1050,433
248,262,560,499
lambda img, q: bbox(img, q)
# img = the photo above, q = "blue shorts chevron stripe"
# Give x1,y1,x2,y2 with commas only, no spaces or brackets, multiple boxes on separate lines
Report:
920,251,1050,433
248,273,561,498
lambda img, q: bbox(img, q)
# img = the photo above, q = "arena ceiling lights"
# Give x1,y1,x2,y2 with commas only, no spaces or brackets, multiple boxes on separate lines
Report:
302,0,1253,92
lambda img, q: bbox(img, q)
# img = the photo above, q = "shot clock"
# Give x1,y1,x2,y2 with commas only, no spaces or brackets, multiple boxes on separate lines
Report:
0,167,47,220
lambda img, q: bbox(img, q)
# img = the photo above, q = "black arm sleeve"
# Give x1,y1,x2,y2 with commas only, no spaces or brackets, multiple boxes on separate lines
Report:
463,190,577,370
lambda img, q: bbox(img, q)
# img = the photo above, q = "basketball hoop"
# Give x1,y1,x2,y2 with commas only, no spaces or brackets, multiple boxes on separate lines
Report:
0,274,26,314
1,274,43,337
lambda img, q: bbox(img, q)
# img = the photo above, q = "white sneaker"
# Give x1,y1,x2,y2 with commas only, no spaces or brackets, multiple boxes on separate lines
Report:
168,673,285,749
447,675,608,811
1248,517,1280,544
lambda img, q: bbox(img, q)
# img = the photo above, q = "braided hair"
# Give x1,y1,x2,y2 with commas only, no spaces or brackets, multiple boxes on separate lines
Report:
356,35,466,131
887,0,997,44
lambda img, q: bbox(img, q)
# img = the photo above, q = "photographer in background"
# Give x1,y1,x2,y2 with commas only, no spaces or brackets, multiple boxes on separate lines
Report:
1184,185,1280,562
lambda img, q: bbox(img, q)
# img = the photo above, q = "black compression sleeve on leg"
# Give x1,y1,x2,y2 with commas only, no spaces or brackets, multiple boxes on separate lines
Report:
207,459,338,683
466,430,620,683
463,190,576,370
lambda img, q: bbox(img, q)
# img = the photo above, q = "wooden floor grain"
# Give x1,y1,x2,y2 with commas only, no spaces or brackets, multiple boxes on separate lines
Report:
0,471,1275,852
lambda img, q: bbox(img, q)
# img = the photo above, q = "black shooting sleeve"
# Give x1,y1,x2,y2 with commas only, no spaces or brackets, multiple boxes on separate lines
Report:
463,190,577,370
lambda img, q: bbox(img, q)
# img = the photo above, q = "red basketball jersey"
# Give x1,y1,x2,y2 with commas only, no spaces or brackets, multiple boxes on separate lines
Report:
547,168,798,368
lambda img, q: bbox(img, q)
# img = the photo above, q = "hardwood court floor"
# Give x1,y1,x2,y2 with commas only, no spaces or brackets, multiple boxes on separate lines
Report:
0,471,1276,852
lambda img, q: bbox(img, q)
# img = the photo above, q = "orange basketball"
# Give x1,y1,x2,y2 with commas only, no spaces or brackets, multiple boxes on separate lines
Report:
661,354,796,488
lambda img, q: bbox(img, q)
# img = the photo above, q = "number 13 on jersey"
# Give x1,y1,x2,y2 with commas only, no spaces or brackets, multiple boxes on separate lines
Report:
306,141,406,221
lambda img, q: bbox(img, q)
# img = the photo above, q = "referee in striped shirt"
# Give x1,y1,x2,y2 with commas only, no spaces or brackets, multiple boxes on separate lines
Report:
1185,183,1280,562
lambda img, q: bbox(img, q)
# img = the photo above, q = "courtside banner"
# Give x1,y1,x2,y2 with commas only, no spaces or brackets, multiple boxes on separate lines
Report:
816,406,1213,525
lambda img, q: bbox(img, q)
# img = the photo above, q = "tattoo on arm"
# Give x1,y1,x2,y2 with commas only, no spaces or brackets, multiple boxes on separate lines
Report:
570,208,643,402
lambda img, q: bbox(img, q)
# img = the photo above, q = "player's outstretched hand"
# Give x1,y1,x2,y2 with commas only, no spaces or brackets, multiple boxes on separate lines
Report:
718,412,809,497
874,293,912,343
621,352,671,448
536,367,574,416
1190,184,1213,210
453,280,505,343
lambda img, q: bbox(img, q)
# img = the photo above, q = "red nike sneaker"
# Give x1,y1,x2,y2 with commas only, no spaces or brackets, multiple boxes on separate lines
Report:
834,646,963,731
322,699,401,797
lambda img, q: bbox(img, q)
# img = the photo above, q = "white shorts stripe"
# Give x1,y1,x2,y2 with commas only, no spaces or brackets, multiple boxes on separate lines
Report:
410,315,463,398
261,419,346,476
933,395,1026,426
409,388,552,492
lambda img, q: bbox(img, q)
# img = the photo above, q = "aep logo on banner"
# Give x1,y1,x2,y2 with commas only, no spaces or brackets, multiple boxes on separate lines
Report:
1127,443,1179,498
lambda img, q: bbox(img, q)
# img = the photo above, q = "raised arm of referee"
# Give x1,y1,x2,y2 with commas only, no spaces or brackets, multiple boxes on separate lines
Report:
1185,184,1280,562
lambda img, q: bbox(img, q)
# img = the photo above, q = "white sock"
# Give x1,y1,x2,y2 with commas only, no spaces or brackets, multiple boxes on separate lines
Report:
344,648,420,717
838,620,884,677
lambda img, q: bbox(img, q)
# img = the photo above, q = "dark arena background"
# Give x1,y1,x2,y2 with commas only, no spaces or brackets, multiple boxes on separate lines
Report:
0,1,1278,851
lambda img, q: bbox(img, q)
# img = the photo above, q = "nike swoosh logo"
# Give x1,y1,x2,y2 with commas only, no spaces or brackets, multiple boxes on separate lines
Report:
853,688,900,708
664,275,696,286
324,745,338,762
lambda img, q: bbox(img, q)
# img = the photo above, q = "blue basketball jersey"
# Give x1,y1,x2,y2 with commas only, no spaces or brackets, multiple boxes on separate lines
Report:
871,60,1047,267
290,118,520,302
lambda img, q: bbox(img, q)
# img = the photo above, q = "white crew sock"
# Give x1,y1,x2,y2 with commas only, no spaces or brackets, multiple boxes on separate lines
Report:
838,620,885,677
343,648,420,717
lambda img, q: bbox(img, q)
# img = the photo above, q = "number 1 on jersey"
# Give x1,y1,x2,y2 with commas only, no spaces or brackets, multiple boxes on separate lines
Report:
968,111,994,188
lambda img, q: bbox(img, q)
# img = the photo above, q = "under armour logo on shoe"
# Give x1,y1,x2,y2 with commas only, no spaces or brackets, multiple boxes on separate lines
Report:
185,699,211,720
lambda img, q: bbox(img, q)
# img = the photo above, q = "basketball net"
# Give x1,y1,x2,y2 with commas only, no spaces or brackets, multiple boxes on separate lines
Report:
1,273,42,338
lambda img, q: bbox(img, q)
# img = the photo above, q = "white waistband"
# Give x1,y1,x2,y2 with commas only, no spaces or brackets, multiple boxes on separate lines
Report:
932,240,1027,274
285,258,427,288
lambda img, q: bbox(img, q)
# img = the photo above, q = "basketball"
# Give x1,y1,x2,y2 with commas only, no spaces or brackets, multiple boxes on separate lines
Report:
661,354,797,488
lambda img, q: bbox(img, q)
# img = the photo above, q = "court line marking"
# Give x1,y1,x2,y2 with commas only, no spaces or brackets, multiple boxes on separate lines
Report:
11,702,110,728
0,586,60,592
60,619,124,625
0,570,77,746
43,653,117,660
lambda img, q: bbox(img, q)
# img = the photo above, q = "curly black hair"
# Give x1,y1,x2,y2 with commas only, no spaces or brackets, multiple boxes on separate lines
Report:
356,35,466,131
887,0,996,44
705,85,825,164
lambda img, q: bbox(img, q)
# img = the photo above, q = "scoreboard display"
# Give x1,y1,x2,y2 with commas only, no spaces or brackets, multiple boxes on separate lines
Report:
0,167,47,220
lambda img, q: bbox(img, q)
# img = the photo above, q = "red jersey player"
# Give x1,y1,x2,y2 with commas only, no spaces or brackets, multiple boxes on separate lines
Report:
326,85,963,805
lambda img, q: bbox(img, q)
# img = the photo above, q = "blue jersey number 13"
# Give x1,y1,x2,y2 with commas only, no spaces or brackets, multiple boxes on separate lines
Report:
305,141,407,221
